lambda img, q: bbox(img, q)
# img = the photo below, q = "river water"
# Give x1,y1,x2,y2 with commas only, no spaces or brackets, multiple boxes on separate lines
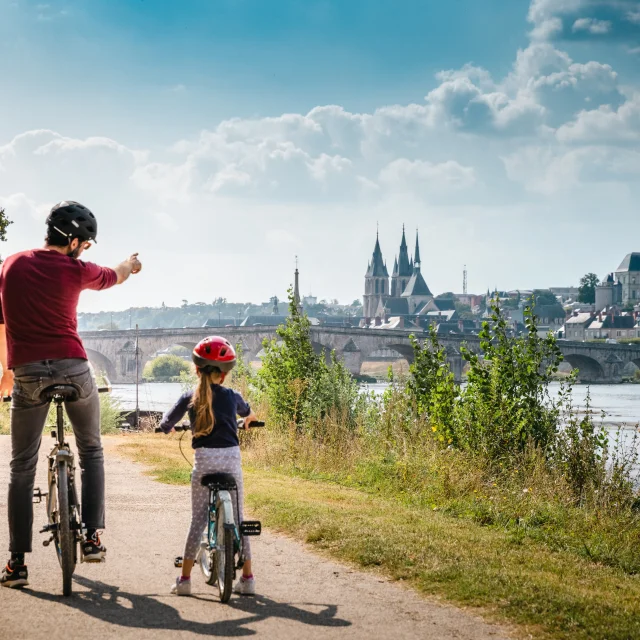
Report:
112,381,640,428
111,381,640,477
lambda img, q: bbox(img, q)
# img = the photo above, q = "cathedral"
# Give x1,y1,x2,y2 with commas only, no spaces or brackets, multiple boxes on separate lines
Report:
362,227,443,326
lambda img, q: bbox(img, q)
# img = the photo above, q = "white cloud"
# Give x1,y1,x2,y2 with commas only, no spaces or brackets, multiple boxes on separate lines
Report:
572,18,612,34
556,93,640,142
627,10,640,25
379,159,477,193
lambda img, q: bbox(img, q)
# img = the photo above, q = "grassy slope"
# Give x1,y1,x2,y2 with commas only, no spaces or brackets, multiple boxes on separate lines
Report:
117,435,640,640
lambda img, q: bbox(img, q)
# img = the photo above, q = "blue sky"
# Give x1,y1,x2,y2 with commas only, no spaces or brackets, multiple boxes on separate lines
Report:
1,0,640,311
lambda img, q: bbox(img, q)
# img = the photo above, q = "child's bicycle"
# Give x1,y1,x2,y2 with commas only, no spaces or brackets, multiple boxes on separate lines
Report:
155,419,264,603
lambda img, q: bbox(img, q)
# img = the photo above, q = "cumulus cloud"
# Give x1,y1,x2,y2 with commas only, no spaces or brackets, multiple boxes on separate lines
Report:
503,144,640,195
556,93,640,142
379,159,477,194
572,17,612,34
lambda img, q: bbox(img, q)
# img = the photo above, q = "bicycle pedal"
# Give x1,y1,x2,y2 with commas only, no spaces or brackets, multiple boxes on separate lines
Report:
43,536,54,547
174,556,183,568
239,521,262,536
32,488,48,503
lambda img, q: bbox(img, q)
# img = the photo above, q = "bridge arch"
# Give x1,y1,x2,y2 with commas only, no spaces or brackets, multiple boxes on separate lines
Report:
384,343,414,363
85,348,116,381
563,354,605,383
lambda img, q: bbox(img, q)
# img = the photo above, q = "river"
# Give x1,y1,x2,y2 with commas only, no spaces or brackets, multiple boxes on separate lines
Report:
111,381,640,428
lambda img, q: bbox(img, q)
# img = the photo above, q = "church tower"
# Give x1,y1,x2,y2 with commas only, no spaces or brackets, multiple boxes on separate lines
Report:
391,225,413,299
363,232,389,320
401,230,433,314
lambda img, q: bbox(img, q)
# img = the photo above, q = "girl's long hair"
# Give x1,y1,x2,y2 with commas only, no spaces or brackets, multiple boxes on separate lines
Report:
191,368,221,438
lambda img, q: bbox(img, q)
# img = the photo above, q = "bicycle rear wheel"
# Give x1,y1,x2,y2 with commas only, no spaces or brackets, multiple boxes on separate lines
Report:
56,461,76,597
215,511,234,603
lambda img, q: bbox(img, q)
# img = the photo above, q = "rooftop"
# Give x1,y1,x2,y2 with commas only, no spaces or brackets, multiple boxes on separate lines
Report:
616,253,640,273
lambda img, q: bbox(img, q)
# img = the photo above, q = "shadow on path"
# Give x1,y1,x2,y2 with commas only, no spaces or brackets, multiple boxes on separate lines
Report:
19,575,351,637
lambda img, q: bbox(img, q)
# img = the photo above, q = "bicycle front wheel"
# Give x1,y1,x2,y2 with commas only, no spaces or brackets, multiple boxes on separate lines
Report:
215,511,234,603
56,461,76,597
199,531,217,586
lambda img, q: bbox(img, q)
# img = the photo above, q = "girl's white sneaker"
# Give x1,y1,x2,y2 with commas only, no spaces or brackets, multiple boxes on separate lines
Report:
171,577,192,596
233,576,256,595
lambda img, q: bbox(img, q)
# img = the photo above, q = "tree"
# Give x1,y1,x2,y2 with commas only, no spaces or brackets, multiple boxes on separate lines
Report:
532,289,558,306
0,208,13,264
578,273,599,304
143,355,192,380
256,289,320,427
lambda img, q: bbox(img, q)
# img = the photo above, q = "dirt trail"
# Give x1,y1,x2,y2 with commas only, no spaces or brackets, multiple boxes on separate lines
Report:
0,435,510,639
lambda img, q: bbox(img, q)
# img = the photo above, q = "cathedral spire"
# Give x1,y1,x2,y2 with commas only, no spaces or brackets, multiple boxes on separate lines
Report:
294,256,303,314
414,229,421,268
366,230,389,278
397,224,412,277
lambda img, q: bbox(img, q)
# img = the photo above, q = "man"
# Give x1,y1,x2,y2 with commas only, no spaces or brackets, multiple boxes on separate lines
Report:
0,201,142,588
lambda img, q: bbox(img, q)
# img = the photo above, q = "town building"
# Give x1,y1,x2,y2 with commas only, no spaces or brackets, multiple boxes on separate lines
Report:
564,312,595,341
586,312,640,341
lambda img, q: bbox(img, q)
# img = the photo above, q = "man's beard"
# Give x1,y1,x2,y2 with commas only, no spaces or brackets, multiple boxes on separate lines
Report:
68,245,82,260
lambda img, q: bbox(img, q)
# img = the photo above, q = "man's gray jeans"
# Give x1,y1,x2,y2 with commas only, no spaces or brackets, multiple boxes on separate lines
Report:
8,358,104,553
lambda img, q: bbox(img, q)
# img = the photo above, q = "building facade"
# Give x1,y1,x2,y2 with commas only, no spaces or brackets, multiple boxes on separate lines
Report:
595,253,640,311
363,227,437,325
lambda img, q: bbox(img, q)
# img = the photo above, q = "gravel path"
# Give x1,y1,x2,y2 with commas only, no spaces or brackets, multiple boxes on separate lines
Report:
0,435,510,639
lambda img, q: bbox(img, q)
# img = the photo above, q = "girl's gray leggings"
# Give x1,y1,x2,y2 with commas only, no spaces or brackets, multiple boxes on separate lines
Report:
183,445,251,561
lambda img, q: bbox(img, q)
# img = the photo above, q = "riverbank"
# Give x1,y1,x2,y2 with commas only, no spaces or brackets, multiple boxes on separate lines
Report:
120,433,640,640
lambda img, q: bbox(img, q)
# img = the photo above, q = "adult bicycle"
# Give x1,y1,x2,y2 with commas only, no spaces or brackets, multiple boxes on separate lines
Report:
155,420,264,603
4,382,111,596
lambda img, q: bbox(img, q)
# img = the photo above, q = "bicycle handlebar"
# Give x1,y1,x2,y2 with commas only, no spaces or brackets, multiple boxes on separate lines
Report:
154,420,265,434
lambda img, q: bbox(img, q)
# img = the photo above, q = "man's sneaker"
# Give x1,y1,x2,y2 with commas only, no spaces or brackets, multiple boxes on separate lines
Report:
233,575,256,596
82,532,106,563
1,561,29,589
170,577,191,596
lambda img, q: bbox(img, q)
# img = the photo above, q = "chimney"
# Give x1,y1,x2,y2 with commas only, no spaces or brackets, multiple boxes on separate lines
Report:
458,319,464,333
398,316,405,329
599,312,603,322
375,316,382,327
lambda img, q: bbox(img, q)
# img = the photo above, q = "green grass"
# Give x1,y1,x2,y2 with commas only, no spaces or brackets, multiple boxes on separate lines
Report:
118,435,640,640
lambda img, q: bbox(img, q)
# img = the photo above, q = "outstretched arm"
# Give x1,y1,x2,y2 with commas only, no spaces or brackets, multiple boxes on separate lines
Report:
159,393,192,433
114,253,143,285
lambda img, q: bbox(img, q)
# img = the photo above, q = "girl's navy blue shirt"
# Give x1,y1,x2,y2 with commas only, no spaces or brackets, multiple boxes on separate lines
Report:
159,385,251,449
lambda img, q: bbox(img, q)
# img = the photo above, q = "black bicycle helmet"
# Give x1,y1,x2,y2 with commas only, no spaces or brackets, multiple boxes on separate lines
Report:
46,201,98,244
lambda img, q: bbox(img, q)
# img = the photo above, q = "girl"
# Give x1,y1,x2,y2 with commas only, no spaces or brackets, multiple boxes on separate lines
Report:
159,336,258,596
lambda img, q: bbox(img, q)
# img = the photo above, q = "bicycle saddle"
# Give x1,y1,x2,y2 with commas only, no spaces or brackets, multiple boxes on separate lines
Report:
39,384,80,403
201,472,237,490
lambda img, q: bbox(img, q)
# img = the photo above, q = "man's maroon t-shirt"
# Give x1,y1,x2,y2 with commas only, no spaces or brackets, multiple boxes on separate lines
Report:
0,250,118,369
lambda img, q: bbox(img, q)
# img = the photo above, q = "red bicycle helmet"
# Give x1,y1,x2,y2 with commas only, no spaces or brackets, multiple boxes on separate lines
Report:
192,336,236,373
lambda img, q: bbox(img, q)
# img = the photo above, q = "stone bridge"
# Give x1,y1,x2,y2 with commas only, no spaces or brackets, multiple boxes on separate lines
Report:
79,327,640,384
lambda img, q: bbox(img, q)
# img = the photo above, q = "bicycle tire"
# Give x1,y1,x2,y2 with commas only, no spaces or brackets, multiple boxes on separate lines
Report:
216,511,234,603
56,462,75,597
